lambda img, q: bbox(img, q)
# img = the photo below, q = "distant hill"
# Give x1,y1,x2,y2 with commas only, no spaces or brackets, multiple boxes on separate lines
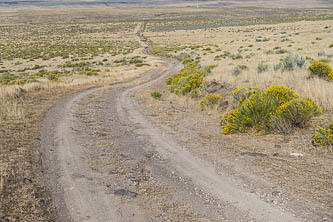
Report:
0,0,332,8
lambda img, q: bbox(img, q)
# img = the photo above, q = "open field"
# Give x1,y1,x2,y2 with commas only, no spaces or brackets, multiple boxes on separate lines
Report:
146,20,333,110
1,7,333,222
0,0,333,8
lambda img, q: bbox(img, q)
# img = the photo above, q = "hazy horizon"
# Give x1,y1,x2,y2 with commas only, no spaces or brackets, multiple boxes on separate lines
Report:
0,0,332,9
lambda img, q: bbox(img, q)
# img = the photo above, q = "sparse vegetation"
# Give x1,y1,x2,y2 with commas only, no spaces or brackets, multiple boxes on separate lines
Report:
151,91,162,99
276,54,308,71
232,65,248,75
2,7,333,222
200,93,222,110
257,62,269,73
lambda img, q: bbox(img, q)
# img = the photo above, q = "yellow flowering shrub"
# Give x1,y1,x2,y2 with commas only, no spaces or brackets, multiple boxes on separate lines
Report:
264,85,299,108
221,85,322,134
200,94,222,110
270,98,322,132
313,122,333,146
231,87,263,108
166,62,207,97
222,91,272,134
308,61,333,80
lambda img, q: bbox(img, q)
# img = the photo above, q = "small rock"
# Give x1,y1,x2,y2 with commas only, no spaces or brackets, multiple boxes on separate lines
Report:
290,153,303,157
72,172,85,179
23,178,33,184
114,189,137,198
273,153,279,157
272,191,281,197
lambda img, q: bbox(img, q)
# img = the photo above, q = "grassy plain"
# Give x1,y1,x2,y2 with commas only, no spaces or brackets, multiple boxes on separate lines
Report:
1,7,333,221
146,20,333,110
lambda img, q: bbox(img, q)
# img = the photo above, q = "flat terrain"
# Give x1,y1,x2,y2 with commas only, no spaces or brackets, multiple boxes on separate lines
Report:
0,0,332,8
0,7,333,222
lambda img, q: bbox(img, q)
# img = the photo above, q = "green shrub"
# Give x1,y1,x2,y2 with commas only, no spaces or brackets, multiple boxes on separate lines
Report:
308,61,333,80
257,62,269,73
151,91,162,99
203,65,217,73
313,122,333,146
232,65,248,76
85,71,98,76
200,94,222,110
32,64,41,70
232,66,243,76
8,78,38,85
279,54,308,71
274,63,283,71
135,63,150,67
318,50,326,56
221,86,321,134
182,57,193,64
329,44,333,48
0,73,18,84
265,50,274,55
232,54,243,60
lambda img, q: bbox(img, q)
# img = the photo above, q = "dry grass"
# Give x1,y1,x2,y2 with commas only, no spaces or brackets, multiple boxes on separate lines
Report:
209,69,333,111
147,20,333,111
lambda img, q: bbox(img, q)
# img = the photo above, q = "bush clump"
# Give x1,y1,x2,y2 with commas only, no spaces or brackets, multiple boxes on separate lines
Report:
200,94,222,110
232,65,248,76
270,98,322,132
257,62,269,73
166,62,207,97
221,85,322,134
151,91,162,99
0,73,37,85
308,61,333,80
313,122,333,146
275,54,308,71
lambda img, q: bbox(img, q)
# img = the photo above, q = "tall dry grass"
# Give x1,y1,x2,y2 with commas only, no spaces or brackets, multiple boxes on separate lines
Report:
0,62,160,121
208,68,333,112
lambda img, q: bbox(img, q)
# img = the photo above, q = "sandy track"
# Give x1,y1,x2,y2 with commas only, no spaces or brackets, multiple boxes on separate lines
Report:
40,25,301,222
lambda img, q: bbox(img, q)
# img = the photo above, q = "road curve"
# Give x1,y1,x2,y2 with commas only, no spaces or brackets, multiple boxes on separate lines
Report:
39,24,301,222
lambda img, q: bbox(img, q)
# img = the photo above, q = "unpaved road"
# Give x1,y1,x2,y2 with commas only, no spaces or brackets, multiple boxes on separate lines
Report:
40,25,303,222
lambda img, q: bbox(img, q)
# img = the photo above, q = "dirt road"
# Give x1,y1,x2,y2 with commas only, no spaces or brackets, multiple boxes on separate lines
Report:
40,24,302,221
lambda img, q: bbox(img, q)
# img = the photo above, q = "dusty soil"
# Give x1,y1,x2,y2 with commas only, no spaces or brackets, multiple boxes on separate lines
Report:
40,58,305,221
38,27,322,221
